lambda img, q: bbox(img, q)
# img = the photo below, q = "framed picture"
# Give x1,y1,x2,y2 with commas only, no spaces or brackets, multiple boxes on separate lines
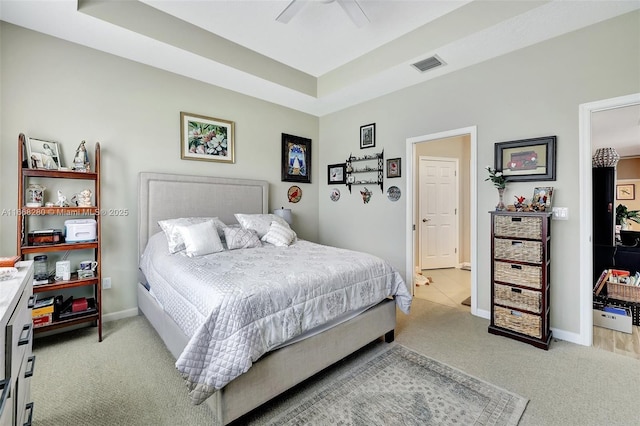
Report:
617,184,635,200
180,112,235,163
387,158,401,178
26,137,62,169
281,133,311,183
494,136,556,182
360,123,375,149
532,186,554,211
327,163,346,185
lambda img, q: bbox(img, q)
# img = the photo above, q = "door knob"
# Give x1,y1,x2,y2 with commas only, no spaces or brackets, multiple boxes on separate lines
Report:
422,218,430,222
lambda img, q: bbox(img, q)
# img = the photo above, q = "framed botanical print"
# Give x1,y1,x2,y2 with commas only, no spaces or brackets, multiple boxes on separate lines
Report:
180,112,235,163
281,133,311,183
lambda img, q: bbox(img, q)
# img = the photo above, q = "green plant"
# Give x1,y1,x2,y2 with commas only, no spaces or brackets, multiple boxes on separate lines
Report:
485,166,506,189
615,204,640,225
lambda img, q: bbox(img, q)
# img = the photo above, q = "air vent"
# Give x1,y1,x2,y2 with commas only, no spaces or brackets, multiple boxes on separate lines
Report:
412,55,445,73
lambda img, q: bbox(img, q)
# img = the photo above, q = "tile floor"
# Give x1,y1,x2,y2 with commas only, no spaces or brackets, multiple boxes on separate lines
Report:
413,267,471,310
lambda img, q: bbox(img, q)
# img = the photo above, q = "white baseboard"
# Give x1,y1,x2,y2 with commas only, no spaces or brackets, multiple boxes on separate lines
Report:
103,307,139,323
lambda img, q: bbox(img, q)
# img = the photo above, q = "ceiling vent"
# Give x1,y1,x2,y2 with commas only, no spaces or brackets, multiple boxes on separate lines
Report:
412,55,445,73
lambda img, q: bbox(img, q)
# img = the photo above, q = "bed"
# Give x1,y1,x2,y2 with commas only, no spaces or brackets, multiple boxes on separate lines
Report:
136,172,411,424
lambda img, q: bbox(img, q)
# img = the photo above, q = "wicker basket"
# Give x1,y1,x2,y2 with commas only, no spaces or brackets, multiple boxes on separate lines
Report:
607,282,640,303
494,261,542,289
494,306,542,338
494,239,543,264
494,215,542,239
494,283,541,313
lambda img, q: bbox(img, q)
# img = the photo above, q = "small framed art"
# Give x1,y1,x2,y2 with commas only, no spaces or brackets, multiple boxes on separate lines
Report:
180,112,235,163
282,133,311,183
26,137,62,169
327,163,346,184
532,187,553,211
616,184,635,200
494,136,556,182
360,123,375,149
387,158,401,178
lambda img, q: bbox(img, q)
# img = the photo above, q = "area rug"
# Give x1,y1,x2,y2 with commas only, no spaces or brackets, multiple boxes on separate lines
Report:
461,296,472,306
262,344,527,425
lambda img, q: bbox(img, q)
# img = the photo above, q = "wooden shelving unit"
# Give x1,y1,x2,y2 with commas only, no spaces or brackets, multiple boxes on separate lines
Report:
16,133,102,341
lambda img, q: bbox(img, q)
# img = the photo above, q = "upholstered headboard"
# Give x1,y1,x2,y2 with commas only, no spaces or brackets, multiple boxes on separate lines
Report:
137,172,269,259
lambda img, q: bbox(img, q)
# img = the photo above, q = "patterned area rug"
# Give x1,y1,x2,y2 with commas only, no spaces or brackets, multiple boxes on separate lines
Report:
263,344,527,426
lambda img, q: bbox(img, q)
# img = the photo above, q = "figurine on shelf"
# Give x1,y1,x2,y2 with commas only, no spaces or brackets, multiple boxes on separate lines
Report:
71,189,92,207
72,140,90,172
55,190,69,207
514,195,526,212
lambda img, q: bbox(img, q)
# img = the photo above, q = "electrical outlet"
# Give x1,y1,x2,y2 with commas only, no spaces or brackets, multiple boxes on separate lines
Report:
102,277,112,289
552,207,569,220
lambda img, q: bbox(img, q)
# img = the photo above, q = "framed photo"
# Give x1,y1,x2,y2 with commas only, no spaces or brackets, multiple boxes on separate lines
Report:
281,133,311,183
327,163,346,185
532,187,554,211
360,123,375,149
180,112,235,163
494,136,556,182
617,184,635,200
387,158,401,178
26,137,62,169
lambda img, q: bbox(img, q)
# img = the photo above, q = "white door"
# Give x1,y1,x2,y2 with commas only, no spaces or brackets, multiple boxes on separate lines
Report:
419,157,458,269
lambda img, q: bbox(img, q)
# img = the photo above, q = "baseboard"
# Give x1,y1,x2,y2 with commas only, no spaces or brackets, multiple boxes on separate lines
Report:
475,308,490,320
103,307,139,323
550,327,583,346
459,262,471,271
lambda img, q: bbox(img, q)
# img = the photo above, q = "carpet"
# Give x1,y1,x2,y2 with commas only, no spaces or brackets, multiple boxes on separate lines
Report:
461,296,472,306
261,344,527,426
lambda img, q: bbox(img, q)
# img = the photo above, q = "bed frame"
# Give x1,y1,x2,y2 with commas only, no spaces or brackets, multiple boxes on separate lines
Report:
137,172,396,424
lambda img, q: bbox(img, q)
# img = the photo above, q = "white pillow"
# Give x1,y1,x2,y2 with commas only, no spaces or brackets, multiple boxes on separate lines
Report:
224,227,262,250
175,220,224,257
234,213,290,238
261,221,297,247
158,217,226,253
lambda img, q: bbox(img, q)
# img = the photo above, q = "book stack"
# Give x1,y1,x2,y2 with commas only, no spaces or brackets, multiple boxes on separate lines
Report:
32,296,54,328
0,255,20,267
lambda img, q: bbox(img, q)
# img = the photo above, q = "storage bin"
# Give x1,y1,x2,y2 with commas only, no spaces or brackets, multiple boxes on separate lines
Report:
494,238,543,264
64,219,97,242
494,283,542,313
494,215,542,239
494,306,542,338
494,261,542,289
607,281,640,303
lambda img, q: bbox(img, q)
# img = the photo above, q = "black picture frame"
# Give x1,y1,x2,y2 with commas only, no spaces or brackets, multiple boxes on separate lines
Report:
360,123,375,149
494,136,556,182
387,158,401,178
327,163,346,185
281,133,311,183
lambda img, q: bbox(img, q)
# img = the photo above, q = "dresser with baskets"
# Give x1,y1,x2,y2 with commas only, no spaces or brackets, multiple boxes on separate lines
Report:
488,211,552,350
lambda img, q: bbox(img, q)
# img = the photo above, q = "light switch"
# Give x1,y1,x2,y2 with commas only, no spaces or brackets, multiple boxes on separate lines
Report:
552,207,569,220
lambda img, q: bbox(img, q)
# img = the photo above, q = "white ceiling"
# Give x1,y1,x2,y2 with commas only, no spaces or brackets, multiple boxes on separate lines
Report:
2,0,639,118
592,104,640,159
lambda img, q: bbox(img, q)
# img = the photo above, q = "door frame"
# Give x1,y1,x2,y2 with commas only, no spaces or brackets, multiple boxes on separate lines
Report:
578,92,640,346
418,156,460,270
406,126,481,317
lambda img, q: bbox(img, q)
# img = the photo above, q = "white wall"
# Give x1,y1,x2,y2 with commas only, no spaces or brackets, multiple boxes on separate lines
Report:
318,11,640,335
0,22,319,316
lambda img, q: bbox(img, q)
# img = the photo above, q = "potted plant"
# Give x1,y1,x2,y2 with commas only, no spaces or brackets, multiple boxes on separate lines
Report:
615,204,640,230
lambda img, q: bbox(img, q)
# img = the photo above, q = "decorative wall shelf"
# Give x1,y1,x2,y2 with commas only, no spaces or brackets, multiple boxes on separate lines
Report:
345,150,383,194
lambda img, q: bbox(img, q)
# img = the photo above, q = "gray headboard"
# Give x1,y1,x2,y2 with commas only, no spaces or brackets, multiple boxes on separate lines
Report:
138,172,269,259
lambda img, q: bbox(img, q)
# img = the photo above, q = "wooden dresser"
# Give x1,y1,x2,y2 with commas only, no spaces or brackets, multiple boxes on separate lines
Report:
488,212,552,350
0,261,35,425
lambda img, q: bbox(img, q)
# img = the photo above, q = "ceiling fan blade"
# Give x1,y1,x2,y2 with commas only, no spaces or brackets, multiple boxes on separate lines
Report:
337,0,370,27
276,0,307,24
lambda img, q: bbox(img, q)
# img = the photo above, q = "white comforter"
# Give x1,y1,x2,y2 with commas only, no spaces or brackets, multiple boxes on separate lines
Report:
139,232,411,404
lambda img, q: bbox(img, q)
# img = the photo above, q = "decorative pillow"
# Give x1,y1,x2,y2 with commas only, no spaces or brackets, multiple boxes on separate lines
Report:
158,217,226,253
261,221,297,247
234,213,289,238
224,227,262,250
175,220,224,257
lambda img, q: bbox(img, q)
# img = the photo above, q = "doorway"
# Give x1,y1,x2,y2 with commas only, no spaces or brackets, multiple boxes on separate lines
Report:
578,93,640,346
405,126,480,316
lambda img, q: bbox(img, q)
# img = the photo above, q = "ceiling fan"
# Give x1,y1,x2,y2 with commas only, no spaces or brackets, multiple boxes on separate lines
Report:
276,0,370,27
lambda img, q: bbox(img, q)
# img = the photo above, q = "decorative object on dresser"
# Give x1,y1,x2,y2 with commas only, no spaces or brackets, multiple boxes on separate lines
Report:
485,166,506,211
16,133,102,342
345,151,383,193
0,261,35,425
281,133,311,183
359,123,375,149
494,136,556,182
488,211,552,350
180,112,235,164
531,187,553,211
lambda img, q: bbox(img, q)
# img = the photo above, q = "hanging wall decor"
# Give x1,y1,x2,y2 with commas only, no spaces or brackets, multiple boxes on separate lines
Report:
282,133,311,183
288,185,302,203
494,135,556,181
387,186,401,201
330,188,341,202
360,187,372,204
180,112,235,164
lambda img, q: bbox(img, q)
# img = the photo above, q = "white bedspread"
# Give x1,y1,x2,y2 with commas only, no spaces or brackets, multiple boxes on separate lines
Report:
139,232,411,404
